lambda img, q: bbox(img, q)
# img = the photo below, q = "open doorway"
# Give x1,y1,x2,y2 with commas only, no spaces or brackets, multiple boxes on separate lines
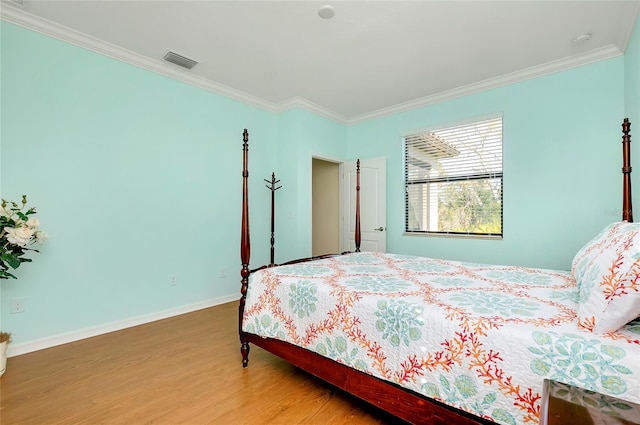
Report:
312,158,340,256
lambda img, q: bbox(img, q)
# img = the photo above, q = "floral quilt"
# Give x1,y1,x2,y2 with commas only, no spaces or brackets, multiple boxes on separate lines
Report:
242,252,640,424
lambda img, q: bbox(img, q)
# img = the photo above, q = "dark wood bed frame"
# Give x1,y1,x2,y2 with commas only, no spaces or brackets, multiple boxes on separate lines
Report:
238,119,633,425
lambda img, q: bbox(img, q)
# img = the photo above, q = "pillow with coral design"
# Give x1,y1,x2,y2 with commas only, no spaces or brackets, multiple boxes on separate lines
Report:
572,221,640,333
572,222,620,286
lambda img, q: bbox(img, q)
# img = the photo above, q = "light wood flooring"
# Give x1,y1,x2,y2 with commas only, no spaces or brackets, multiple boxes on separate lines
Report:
0,301,407,424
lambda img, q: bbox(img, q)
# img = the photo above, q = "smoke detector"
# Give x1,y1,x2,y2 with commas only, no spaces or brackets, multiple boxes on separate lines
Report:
572,33,592,44
318,5,335,19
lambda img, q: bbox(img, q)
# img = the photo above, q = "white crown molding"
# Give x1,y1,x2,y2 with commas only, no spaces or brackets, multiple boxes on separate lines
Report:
7,293,240,357
0,5,278,113
275,96,349,125
348,44,624,125
618,1,640,53
0,3,633,127
0,4,350,123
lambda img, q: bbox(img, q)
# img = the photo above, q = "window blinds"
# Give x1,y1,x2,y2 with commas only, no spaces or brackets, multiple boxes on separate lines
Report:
404,116,503,236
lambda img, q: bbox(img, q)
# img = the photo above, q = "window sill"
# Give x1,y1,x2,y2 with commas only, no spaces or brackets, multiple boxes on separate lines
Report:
402,232,502,240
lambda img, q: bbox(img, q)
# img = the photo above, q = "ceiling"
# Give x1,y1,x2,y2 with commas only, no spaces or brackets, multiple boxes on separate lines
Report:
2,1,639,124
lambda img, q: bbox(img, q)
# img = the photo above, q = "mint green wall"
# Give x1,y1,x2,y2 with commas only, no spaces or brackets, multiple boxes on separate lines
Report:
0,22,277,344
347,59,625,270
625,14,640,231
275,109,347,263
625,14,640,159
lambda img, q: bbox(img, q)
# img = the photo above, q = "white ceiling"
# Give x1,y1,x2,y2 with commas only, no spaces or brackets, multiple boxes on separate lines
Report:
2,1,639,123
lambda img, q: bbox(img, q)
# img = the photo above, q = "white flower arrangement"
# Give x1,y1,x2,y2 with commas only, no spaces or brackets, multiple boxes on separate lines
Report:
1,195,47,279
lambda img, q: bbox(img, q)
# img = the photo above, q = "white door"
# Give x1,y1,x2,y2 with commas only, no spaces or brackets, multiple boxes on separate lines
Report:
341,157,386,252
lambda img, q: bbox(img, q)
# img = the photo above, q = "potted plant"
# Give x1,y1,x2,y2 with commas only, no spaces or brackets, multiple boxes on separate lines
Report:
0,195,47,377
0,332,11,377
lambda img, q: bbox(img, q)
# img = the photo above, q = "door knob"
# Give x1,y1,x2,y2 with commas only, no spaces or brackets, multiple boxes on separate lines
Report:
374,227,385,231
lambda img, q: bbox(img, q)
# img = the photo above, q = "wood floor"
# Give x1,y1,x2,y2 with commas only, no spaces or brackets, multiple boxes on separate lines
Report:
0,301,407,425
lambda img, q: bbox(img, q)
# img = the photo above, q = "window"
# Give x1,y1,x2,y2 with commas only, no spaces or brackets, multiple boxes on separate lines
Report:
404,116,503,237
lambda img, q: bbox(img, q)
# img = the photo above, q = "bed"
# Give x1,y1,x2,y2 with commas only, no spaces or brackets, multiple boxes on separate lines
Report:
238,119,639,425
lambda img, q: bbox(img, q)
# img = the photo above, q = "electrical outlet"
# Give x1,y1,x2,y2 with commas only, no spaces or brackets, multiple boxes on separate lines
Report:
170,275,177,286
11,297,25,314
219,268,227,278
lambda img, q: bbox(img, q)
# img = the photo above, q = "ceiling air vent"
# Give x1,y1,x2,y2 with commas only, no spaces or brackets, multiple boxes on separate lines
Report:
163,51,198,70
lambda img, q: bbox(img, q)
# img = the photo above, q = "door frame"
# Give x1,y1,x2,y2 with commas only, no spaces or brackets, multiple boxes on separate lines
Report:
310,155,344,255
310,155,386,254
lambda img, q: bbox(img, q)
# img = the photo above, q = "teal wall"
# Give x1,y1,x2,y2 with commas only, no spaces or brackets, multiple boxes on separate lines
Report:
347,59,625,270
0,22,278,344
1,16,636,348
625,14,640,231
275,109,347,263
625,14,640,154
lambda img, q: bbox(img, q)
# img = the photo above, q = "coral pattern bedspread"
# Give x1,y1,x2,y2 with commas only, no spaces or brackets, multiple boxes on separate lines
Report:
242,252,640,424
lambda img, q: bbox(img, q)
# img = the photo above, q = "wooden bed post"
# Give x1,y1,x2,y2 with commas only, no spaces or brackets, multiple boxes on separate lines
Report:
622,118,633,223
355,159,361,252
240,129,251,367
265,173,282,266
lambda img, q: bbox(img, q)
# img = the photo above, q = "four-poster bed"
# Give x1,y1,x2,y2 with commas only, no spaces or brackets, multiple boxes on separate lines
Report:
238,119,640,425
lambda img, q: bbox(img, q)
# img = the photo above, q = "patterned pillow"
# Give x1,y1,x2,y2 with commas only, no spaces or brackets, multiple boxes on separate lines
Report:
572,221,640,333
571,222,620,287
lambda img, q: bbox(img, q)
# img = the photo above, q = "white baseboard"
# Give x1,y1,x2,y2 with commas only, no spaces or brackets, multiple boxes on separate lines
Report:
7,294,240,357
